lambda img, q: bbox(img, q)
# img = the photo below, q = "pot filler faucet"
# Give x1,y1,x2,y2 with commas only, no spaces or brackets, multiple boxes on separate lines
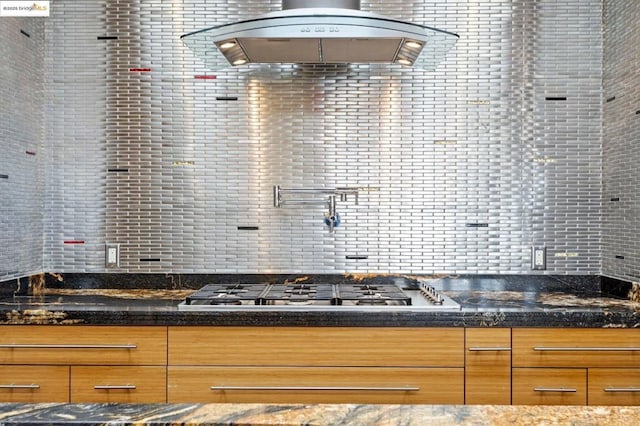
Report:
273,185,363,232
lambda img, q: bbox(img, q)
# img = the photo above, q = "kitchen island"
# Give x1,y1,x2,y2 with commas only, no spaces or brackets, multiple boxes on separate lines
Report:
0,275,638,408
0,402,639,425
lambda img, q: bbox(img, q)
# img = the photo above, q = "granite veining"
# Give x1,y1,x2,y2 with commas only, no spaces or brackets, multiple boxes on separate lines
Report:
2,309,83,325
0,275,639,327
630,283,640,303
0,403,638,425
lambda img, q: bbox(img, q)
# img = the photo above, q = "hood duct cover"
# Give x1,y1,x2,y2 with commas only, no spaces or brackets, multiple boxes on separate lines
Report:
181,0,458,71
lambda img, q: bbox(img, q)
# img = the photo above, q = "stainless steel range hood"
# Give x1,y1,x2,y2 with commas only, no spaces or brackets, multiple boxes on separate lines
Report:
181,0,459,71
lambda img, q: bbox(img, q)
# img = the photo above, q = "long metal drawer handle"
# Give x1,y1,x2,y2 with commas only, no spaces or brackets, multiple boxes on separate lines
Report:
534,347,640,351
0,384,40,389
94,385,137,390
210,386,420,392
468,347,512,351
0,344,137,349
534,387,577,393
604,387,640,393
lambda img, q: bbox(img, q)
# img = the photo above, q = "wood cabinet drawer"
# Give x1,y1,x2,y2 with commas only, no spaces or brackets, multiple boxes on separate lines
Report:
168,327,463,367
512,368,586,405
70,366,166,403
465,328,511,405
0,365,69,403
0,326,167,365
588,368,640,406
513,329,640,367
168,366,463,404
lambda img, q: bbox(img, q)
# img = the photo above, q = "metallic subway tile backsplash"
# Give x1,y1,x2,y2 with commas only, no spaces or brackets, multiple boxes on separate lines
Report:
0,17,45,282
602,0,640,282
3,0,623,279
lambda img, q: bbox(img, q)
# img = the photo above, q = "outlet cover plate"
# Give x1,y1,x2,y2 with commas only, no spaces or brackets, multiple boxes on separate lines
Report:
531,246,546,270
105,243,120,268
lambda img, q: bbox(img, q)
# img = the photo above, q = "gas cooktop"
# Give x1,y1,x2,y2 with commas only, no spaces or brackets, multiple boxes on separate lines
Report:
177,280,460,312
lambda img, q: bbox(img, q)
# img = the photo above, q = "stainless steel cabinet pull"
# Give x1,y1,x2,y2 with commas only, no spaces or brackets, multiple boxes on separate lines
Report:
534,347,640,351
0,344,137,349
94,385,136,390
210,386,420,392
468,347,511,351
604,387,640,393
0,384,40,389
534,387,577,393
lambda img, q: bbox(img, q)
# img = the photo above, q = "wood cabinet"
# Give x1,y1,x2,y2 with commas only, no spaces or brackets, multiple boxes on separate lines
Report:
70,366,166,403
588,368,640,406
512,368,587,405
0,326,167,403
513,328,640,368
168,327,463,367
465,328,511,404
512,328,640,406
0,366,69,403
0,326,167,365
1,325,638,405
168,366,462,404
168,327,464,404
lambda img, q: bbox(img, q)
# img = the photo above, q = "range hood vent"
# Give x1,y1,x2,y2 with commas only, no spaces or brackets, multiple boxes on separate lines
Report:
181,0,458,71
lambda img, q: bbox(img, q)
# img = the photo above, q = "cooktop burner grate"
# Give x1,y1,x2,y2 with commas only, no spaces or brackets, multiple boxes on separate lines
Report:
185,283,266,305
184,282,412,306
260,283,338,305
335,284,412,306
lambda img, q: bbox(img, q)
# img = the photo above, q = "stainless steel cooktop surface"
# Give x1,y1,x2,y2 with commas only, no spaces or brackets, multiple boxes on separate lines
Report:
178,279,460,312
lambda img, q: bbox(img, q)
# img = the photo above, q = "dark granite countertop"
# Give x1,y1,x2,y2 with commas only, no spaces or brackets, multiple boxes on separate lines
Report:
0,403,639,425
0,275,638,327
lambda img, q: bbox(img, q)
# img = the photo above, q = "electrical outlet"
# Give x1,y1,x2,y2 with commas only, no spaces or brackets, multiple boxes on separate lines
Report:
105,243,119,268
531,246,546,270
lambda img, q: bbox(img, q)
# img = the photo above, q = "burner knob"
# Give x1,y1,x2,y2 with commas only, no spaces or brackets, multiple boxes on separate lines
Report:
419,283,445,305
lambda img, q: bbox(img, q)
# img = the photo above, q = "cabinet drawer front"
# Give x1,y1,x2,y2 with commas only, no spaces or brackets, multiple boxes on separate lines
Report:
0,365,69,403
465,328,511,405
513,329,640,367
71,366,166,403
168,366,463,404
512,368,586,405
589,368,640,406
168,327,463,367
0,326,167,365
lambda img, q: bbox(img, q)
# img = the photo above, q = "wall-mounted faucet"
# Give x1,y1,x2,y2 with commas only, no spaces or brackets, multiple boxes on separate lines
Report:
273,185,362,232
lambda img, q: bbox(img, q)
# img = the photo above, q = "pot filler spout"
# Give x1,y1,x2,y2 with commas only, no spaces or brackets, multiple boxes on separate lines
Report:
180,0,459,71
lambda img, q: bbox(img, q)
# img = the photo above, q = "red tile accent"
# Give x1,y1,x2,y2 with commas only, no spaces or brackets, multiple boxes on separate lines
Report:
129,68,151,72
63,240,85,244
194,75,216,80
